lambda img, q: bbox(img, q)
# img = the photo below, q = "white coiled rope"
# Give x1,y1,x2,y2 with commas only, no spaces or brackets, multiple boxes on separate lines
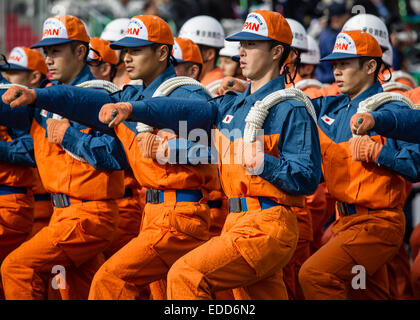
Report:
0,83,28,90
136,76,212,133
382,81,413,93
206,79,223,98
56,80,120,162
353,91,417,137
77,79,120,93
244,87,317,143
294,79,324,90
389,70,417,88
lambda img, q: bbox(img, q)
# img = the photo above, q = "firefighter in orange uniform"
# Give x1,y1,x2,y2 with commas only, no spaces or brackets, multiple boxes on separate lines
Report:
4,15,216,300
0,15,127,300
0,46,53,240
86,37,144,258
299,30,420,299
98,10,322,299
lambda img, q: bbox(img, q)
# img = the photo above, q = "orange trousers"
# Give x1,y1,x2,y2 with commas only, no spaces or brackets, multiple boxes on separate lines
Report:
0,191,34,299
1,199,118,300
88,192,211,300
410,223,420,299
166,201,298,300
149,200,230,300
283,206,312,300
28,196,53,239
387,243,413,299
299,208,405,300
103,194,143,259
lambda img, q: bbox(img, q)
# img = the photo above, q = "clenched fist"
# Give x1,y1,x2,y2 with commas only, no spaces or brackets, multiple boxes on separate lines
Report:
46,118,70,144
217,77,248,96
350,112,375,135
2,86,37,108
99,102,133,127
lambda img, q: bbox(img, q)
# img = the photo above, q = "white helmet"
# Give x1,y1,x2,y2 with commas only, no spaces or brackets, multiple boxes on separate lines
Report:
382,42,393,67
342,14,389,49
100,18,130,42
178,15,225,48
219,40,240,58
286,18,308,52
300,35,320,65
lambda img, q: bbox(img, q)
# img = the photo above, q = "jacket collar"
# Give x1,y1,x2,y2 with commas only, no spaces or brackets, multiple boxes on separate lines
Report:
349,80,383,106
69,64,96,86
235,75,285,107
142,65,177,97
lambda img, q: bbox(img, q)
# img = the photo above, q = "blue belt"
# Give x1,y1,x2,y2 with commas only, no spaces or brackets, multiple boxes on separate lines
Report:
146,189,203,204
228,197,280,213
0,185,27,195
34,194,51,202
123,188,133,198
208,200,223,209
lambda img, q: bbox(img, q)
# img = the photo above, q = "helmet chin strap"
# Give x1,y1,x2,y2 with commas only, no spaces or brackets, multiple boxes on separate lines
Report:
283,48,301,86
382,64,392,82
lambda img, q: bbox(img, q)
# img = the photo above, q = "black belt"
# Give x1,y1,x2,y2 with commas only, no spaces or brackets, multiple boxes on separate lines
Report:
208,200,223,209
34,194,51,202
123,188,133,198
336,201,357,216
146,189,203,204
228,197,281,213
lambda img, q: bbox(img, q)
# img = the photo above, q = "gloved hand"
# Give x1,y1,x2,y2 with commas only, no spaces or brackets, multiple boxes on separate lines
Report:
46,118,70,144
350,112,375,135
235,139,265,174
217,77,248,96
136,132,168,159
2,86,37,108
99,102,133,127
349,135,383,163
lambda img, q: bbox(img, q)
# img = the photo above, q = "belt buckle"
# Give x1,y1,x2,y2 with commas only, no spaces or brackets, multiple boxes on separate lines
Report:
229,198,242,213
147,190,161,204
52,194,70,208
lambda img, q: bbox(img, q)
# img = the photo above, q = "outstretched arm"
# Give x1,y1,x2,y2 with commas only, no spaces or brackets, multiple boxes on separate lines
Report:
100,97,218,135
3,85,115,134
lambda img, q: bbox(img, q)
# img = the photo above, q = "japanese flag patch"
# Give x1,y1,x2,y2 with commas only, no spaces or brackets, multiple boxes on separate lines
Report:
222,115,234,124
321,115,335,125
40,109,48,117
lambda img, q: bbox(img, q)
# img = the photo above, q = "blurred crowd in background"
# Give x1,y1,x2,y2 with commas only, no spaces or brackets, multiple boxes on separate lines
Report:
1,0,420,83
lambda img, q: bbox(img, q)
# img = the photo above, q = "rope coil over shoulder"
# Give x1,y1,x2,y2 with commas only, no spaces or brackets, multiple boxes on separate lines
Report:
206,79,223,98
294,79,324,90
0,83,28,90
382,81,413,93
353,91,417,138
389,70,417,88
136,76,212,133
244,87,317,143
58,80,120,162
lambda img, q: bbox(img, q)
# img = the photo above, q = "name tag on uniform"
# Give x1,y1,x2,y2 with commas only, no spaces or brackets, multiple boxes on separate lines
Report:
222,115,234,124
321,115,335,125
